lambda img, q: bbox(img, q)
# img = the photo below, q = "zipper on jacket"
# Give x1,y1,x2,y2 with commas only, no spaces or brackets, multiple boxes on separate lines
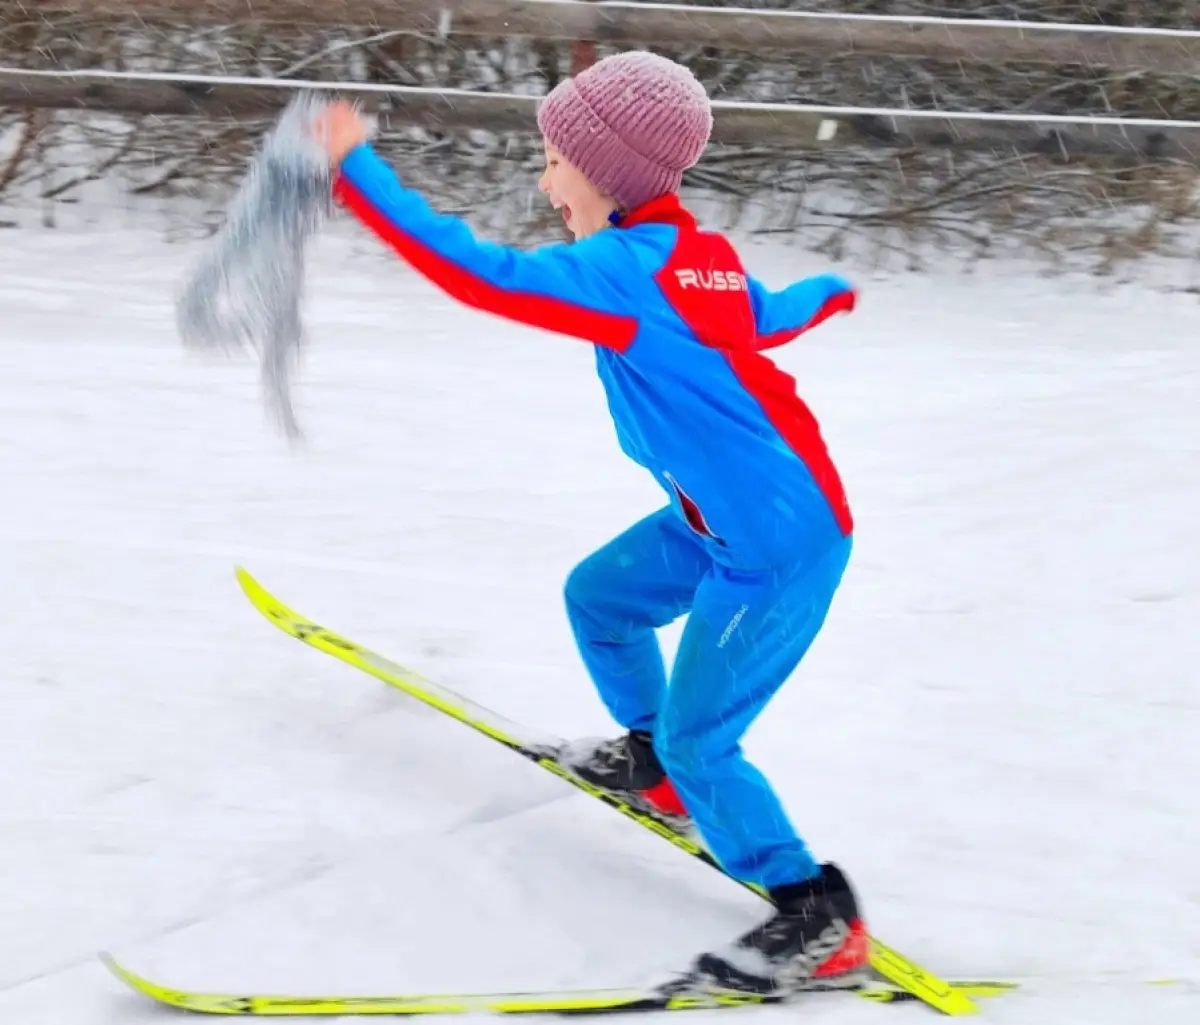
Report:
663,471,726,546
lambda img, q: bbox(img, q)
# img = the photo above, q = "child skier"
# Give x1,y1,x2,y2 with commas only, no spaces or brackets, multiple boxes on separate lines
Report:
314,50,867,995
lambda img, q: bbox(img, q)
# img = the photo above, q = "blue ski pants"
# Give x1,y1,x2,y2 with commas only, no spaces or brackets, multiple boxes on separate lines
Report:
563,507,852,892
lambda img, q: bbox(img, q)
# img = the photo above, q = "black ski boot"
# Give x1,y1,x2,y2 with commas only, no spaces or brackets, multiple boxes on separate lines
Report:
559,730,689,822
693,863,869,995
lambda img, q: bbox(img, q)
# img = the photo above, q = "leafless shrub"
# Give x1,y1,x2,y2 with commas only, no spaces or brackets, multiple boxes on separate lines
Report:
1,2,1198,273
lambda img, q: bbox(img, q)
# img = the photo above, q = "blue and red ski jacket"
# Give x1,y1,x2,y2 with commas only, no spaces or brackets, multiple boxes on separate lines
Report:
335,143,856,570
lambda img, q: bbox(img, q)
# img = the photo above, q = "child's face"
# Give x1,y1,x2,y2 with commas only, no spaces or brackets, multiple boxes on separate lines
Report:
539,141,617,240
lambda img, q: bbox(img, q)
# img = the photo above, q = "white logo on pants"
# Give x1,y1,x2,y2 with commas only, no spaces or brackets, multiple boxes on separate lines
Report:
718,604,750,648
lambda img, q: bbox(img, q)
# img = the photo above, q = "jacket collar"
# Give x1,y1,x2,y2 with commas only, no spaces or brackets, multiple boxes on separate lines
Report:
610,193,696,232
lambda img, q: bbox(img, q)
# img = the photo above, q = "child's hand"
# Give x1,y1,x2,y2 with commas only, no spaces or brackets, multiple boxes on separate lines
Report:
312,100,369,168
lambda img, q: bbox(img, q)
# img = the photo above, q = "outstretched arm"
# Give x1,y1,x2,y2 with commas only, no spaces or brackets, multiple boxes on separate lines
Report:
334,143,639,352
746,273,856,351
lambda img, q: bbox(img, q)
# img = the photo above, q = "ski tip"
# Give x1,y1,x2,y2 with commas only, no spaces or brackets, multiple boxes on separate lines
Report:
98,952,143,992
98,951,123,973
234,566,282,616
232,565,316,635
99,952,253,1014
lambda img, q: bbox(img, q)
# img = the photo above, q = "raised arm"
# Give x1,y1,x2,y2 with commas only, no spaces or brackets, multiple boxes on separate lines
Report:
334,143,639,352
746,273,856,351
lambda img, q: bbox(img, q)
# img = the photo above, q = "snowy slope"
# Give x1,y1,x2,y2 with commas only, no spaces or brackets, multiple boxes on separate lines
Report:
0,217,1197,1025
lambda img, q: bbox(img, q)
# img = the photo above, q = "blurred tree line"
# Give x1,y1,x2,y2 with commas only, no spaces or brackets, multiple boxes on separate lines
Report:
1,0,1198,272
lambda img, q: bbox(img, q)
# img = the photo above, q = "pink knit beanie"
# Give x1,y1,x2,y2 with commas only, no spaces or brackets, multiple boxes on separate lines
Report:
536,51,713,212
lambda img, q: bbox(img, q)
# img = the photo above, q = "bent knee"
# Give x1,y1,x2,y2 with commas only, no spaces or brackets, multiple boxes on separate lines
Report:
563,552,610,615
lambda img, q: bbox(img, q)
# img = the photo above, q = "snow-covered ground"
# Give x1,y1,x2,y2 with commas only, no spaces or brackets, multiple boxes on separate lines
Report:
0,210,1197,1025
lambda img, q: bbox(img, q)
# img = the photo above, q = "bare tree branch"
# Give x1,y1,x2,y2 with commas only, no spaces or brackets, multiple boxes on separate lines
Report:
1,0,1197,275
22,0,1200,72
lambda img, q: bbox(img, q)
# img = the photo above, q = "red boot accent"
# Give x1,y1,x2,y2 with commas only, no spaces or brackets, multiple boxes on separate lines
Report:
639,777,688,817
813,918,869,979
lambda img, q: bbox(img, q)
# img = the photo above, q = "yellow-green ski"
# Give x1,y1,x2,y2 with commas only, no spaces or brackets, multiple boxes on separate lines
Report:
101,953,1015,1017
232,567,998,1016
